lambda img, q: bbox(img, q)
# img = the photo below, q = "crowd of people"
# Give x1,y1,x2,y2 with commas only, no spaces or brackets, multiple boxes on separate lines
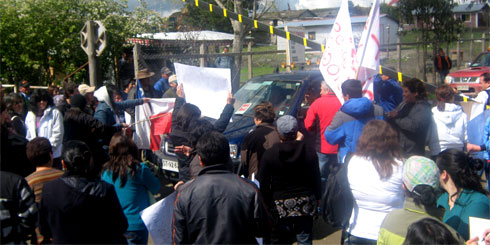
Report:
0,67,489,245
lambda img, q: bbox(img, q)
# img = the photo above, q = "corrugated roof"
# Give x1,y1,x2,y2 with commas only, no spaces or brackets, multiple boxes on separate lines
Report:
278,14,393,27
138,31,234,41
453,3,489,13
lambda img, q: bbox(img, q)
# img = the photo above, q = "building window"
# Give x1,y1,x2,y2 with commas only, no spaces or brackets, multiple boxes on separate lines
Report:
308,32,316,40
461,14,470,22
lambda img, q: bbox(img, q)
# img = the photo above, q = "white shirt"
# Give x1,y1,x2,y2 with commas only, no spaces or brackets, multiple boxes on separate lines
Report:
432,103,468,153
470,88,489,120
347,155,404,240
25,106,64,158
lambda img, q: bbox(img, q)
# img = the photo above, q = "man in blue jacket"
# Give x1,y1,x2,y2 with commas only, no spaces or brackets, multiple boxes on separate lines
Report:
373,73,403,113
324,79,384,163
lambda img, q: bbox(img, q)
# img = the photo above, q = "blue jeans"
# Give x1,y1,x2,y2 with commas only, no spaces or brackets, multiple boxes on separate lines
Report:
317,153,337,182
125,229,148,245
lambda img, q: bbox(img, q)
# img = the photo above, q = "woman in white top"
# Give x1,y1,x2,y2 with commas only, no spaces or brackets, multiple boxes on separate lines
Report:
25,89,64,168
347,120,405,244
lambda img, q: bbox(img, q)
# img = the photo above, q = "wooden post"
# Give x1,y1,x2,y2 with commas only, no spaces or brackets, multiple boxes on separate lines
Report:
456,34,461,68
397,35,401,72
386,25,391,60
416,37,420,75
470,33,474,62
285,26,292,72
483,33,486,52
247,41,253,79
199,43,206,67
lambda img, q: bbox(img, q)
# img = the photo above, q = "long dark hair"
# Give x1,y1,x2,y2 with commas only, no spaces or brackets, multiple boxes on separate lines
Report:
404,218,459,245
174,103,201,132
356,120,402,180
436,149,487,196
403,78,427,100
103,133,141,187
409,185,438,208
435,84,455,112
4,93,22,116
62,140,92,176
30,89,54,115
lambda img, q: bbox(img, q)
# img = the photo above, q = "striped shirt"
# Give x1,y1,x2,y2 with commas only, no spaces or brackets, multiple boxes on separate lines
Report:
25,168,64,203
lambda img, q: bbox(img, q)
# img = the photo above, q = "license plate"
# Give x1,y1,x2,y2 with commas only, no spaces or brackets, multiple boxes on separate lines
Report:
457,85,469,91
161,159,178,172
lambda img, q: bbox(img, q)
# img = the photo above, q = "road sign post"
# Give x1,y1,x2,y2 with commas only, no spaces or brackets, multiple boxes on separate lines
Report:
81,20,106,87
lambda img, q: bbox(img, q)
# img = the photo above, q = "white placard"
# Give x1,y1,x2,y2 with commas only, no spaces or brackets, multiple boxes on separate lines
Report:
141,192,177,245
470,216,490,245
174,63,231,119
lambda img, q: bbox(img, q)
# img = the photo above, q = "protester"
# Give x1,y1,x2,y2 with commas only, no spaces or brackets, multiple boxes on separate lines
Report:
0,101,34,177
154,67,173,97
373,72,403,113
25,89,64,169
470,72,490,120
436,149,490,240
94,85,148,127
325,79,384,164
101,133,160,244
304,81,341,185
18,80,31,119
64,94,119,176
4,92,26,136
185,118,221,178
128,68,159,99
56,82,79,116
39,140,128,244
172,131,269,244
434,48,452,83
121,79,135,100
163,74,178,98
346,120,405,244
170,84,234,188
240,101,280,178
378,156,465,244
257,115,321,244
387,78,432,157
78,83,96,115
0,171,38,244
403,218,460,245
25,137,64,243
215,45,234,69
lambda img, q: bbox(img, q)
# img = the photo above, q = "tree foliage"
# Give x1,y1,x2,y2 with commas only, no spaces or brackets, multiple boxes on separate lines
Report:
180,1,233,33
0,0,165,85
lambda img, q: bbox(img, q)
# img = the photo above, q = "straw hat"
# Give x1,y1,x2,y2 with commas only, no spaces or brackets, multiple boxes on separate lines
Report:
135,69,155,79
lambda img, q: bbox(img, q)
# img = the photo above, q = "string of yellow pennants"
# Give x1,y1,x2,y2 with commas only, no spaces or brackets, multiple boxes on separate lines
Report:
182,0,325,52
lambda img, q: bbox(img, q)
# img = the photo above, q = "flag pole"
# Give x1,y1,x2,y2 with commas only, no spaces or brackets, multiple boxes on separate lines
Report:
356,0,379,80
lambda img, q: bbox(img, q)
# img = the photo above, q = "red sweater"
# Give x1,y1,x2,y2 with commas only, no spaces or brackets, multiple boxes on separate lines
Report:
304,93,341,154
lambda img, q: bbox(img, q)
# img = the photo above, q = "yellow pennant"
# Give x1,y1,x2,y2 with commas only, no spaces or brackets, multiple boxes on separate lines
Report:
269,26,274,34
463,96,468,102
195,0,198,6
238,14,242,23
303,38,307,47
398,72,403,82
209,4,213,12
286,32,290,40
321,45,325,53
379,65,383,74
254,20,258,28
223,8,227,17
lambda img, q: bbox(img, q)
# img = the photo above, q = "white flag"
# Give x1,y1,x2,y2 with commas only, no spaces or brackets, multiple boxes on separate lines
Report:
356,0,381,101
319,0,357,104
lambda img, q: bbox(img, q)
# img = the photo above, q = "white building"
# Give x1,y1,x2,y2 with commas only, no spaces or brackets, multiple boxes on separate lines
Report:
276,14,399,50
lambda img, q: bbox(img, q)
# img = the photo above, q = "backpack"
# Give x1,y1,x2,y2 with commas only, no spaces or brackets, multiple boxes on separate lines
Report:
320,157,354,229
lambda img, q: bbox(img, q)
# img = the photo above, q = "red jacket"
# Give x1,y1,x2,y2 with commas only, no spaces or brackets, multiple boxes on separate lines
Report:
304,93,341,154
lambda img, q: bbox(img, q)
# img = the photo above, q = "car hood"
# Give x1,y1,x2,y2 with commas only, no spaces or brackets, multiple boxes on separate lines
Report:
448,66,490,78
222,115,256,145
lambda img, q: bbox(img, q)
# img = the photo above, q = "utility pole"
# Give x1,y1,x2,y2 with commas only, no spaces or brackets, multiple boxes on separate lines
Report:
81,20,107,87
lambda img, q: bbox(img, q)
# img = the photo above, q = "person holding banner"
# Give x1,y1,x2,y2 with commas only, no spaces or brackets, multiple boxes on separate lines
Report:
387,78,432,157
324,79,384,164
470,72,490,120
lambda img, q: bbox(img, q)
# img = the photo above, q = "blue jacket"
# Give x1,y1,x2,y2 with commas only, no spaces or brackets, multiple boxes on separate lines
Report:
325,97,384,163
153,77,170,98
373,75,403,113
94,99,144,127
484,117,490,160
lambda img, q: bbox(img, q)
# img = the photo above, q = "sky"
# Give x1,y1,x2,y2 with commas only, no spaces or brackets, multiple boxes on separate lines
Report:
129,0,390,17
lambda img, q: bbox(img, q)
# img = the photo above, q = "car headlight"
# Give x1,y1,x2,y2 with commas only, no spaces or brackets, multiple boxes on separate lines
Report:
445,75,454,84
229,144,238,159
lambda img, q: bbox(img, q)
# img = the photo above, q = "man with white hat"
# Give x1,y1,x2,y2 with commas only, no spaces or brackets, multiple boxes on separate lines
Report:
78,84,96,114
163,75,178,98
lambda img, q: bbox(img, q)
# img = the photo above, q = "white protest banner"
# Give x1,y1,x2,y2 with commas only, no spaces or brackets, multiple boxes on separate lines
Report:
174,63,231,119
141,192,177,245
356,0,381,101
469,216,490,245
319,0,357,104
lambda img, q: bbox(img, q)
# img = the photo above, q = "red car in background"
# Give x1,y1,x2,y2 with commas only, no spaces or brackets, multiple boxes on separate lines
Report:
445,50,490,94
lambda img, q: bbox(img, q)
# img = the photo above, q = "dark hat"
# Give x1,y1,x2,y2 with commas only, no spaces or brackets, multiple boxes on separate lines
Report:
276,115,298,138
70,94,87,110
20,80,30,88
161,67,172,75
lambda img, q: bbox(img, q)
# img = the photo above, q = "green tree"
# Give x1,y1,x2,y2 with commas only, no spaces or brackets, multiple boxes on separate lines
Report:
180,1,233,33
0,0,165,86
398,0,462,82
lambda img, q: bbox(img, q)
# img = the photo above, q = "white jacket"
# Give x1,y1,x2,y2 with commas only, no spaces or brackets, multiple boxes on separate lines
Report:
25,106,64,158
432,103,467,153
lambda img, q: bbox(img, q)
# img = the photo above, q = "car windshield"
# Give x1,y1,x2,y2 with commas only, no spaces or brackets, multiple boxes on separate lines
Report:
233,79,303,117
470,52,490,67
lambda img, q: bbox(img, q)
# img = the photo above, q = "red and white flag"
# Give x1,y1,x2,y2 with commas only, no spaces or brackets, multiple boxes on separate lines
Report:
134,98,175,150
356,0,381,101
319,0,357,104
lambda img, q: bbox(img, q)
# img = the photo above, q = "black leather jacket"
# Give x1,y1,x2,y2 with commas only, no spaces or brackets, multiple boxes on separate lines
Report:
172,164,270,244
